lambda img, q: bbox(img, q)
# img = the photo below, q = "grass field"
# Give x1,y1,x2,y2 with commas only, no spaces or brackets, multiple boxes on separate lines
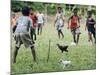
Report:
11,16,96,74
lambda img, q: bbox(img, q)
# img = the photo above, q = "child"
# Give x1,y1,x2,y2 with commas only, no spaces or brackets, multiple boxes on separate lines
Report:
13,6,36,63
54,7,64,39
68,10,81,45
11,13,17,33
29,8,37,41
85,13,96,44
37,11,45,35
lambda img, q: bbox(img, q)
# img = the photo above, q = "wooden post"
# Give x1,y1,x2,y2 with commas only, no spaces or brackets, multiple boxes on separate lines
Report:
47,40,51,62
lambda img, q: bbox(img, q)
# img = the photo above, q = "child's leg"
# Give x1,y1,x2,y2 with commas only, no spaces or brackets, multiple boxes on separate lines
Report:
30,28,33,42
76,34,80,44
34,33,37,40
33,28,36,40
72,29,76,43
89,32,93,44
92,29,96,43
31,46,36,62
60,30,64,38
13,46,20,63
40,24,42,35
37,24,40,35
58,30,60,39
13,34,21,63
21,33,36,62
73,34,76,43
88,32,91,42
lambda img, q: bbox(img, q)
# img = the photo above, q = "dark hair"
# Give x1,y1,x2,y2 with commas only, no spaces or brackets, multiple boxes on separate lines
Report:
57,7,62,10
88,14,92,18
30,13,33,15
88,11,92,16
22,6,30,16
29,7,33,11
57,7,63,13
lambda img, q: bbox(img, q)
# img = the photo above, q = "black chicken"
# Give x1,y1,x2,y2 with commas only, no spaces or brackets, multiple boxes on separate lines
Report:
57,43,68,53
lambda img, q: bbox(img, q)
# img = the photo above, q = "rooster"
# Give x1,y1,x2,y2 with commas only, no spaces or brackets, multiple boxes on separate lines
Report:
56,43,68,53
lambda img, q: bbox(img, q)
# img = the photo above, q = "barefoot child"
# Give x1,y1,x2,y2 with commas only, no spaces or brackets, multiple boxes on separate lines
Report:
29,8,37,41
85,13,96,44
68,10,81,45
54,7,64,39
37,11,45,35
13,7,36,63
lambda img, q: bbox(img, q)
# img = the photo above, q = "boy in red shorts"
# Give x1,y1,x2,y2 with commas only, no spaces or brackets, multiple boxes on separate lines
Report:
68,10,81,45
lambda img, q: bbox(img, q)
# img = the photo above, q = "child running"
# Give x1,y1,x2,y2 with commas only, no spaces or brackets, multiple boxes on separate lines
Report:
85,12,96,44
13,6,36,63
29,8,37,41
68,9,81,45
54,7,64,39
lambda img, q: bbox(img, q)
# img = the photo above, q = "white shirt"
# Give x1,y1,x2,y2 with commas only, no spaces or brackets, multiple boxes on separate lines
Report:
37,13,44,24
55,13,64,26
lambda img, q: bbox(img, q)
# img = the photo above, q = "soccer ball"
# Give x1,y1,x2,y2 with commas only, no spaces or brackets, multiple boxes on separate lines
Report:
71,42,76,46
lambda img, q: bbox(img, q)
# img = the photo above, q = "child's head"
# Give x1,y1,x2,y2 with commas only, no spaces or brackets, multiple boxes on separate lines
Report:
57,7,63,13
22,6,30,16
12,13,16,18
39,11,42,14
88,11,92,18
29,7,34,14
88,14,92,18
73,11,77,16
73,8,78,16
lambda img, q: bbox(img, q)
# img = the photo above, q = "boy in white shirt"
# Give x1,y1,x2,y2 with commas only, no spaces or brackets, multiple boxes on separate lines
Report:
37,11,45,35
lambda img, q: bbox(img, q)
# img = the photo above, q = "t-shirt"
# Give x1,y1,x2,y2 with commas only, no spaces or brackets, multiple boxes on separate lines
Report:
55,13,64,26
15,16,33,33
37,13,44,24
86,18,95,29
70,15,79,29
30,14,37,28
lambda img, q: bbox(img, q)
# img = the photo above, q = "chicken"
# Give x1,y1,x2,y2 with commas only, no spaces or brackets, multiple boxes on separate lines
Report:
59,59,71,69
56,43,68,53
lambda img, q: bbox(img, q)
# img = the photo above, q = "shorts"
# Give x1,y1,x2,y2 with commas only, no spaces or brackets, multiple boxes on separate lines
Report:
30,27,36,35
71,28,81,35
56,24,64,31
15,32,34,48
38,23,43,29
88,28,95,34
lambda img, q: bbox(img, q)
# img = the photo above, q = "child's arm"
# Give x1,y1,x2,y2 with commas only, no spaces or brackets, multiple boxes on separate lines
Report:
63,15,65,26
93,19,96,28
67,16,71,29
54,14,57,27
12,18,18,33
42,14,45,25
85,19,88,30
29,19,33,29
77,16,80,27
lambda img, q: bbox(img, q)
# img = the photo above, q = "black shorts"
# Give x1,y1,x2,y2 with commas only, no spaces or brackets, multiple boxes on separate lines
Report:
88,28,95,34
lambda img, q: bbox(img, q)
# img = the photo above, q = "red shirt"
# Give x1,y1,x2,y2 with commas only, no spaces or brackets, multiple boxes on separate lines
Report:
70,15,79,29
30,14,37,28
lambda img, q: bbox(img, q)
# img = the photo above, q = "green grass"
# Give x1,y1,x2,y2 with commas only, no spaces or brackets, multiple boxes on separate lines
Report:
11,16,96,74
